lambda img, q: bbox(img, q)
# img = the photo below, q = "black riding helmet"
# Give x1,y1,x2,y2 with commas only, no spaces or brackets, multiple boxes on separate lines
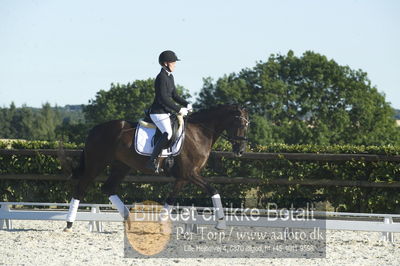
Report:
159,50,180,66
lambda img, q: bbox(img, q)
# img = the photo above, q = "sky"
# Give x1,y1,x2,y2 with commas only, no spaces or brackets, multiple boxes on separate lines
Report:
1,0,399,109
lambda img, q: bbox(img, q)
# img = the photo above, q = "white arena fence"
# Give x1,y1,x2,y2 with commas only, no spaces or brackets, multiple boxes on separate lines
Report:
0,202,399,243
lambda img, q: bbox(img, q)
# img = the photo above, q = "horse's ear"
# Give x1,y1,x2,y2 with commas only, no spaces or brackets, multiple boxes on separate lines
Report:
120,128,135,147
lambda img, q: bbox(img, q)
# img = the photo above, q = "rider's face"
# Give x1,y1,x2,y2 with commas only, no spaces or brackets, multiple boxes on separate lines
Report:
165,61,176,72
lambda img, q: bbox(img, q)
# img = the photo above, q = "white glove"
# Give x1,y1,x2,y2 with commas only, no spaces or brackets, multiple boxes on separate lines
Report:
187,104,193,112
179,107,188,116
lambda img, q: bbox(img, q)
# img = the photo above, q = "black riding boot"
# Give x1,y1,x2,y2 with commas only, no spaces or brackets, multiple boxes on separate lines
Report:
146,132,169,172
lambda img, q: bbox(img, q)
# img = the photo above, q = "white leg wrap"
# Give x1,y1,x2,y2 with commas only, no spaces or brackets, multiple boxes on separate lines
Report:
66,198,80,223
109,195,129,219
212,194,224,220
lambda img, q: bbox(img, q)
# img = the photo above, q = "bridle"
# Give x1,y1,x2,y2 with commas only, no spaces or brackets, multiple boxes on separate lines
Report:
225,115,250,143
227,115,250,142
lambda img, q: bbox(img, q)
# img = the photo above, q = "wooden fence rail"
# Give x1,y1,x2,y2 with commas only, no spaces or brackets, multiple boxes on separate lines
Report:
0,174,399,188
1,149,399,188
1,149,400,162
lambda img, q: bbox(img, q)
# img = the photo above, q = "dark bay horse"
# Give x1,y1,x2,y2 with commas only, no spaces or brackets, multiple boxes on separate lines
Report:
63,104,249,231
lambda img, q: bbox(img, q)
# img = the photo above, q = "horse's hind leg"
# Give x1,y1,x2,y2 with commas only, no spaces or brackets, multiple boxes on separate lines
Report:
102,161,131,220
190,174,226,230
64,158,107,232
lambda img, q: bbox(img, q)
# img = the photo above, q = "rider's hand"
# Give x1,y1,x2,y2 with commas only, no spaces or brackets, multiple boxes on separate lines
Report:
187,104,193,112
179,107,189,116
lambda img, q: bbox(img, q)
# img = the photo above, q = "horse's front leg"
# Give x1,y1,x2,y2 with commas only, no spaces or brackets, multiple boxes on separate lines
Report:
163,179,188,213
102,161,132,221
190,174,227,230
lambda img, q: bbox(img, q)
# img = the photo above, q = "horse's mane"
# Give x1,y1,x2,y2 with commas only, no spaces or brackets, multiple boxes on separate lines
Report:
187,104,241,123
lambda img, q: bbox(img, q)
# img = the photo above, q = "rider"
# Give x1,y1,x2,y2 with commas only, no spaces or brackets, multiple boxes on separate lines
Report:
146,50,192,171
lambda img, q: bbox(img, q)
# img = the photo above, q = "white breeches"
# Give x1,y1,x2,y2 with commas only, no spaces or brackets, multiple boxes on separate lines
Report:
150,113,173,140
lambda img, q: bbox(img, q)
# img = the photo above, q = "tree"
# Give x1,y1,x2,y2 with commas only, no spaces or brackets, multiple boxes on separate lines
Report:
0,103,66,141
0,103,36,139
83,79,190,125
195,50,400,145
55,118,88,144
54,105,87,143
30,103,60,140
15,105,36,139
0,103,14,138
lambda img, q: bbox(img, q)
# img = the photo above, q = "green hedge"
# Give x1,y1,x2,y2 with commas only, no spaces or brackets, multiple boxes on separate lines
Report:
210,143,400,213
1,140,400,213
0,140,247,206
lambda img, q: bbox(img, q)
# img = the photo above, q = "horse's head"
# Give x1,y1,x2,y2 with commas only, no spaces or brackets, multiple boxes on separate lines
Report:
188,104,250,156
225,105,250,157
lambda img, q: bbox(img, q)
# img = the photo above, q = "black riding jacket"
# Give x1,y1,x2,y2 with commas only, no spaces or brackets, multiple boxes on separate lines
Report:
149,68,188,114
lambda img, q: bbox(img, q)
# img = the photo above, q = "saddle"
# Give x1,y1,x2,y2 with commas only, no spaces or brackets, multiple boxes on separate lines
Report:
134,109,185,158
141,109,183,150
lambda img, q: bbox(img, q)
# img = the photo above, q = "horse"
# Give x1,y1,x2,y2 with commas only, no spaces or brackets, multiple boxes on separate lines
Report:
62,104,249,232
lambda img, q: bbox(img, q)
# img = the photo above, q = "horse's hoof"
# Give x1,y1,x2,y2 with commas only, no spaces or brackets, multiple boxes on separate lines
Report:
215,219,227,230
63,227,73,232
155,167,163,174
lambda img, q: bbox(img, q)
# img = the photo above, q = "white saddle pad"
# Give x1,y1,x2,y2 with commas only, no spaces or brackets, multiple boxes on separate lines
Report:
134,120,184,157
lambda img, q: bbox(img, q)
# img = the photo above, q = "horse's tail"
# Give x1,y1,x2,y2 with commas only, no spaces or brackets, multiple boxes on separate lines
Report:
71,150,85,179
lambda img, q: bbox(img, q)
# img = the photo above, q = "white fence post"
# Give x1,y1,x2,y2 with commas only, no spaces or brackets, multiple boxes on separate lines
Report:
282,209,294,234
0,204,5,229
184,207,198,234
88,206,103,232
0,204,13,230
381,217,394,243
95,206,103,232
